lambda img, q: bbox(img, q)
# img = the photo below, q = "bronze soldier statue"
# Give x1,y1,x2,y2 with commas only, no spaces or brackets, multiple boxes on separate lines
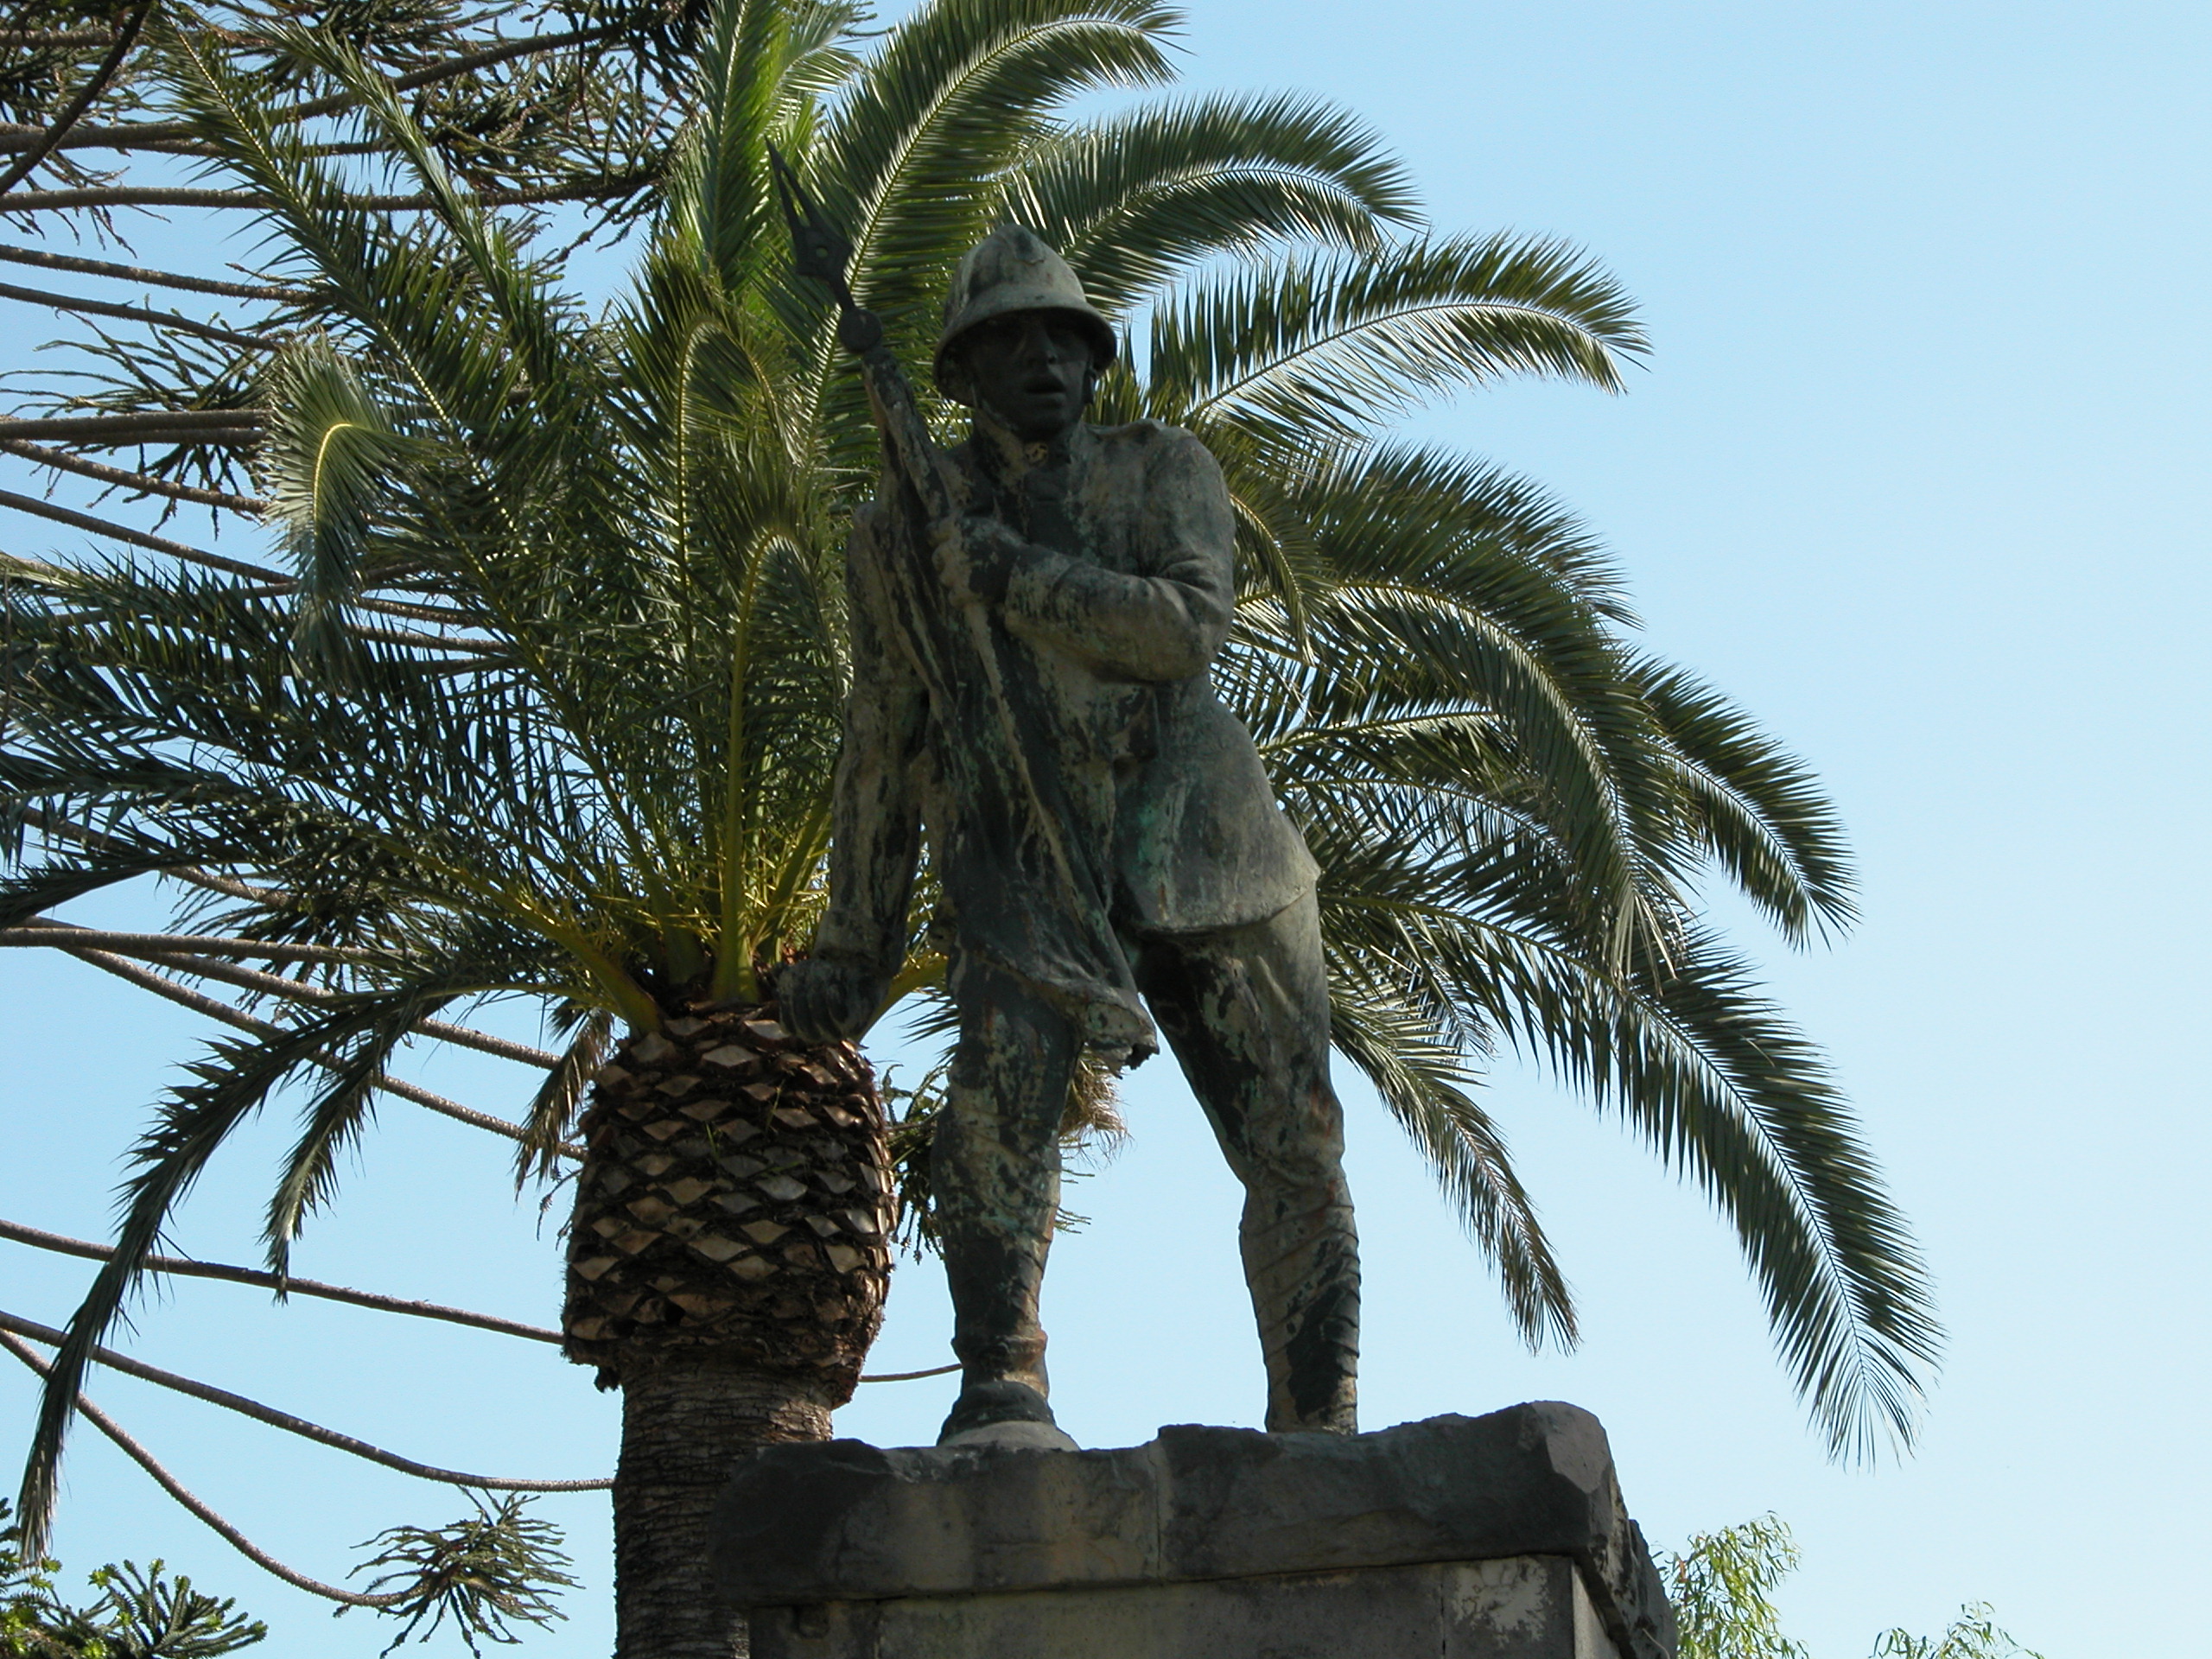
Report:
780,225,1358,1446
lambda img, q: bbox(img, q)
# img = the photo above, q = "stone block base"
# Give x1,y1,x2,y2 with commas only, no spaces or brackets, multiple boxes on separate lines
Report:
749,1553,1620,1658
715,1402,1675,1659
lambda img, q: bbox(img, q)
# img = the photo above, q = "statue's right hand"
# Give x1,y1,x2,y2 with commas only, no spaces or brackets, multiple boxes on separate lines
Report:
776,957,889,1045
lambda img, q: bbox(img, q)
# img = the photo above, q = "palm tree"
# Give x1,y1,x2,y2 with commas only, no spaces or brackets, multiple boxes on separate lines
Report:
0,0,1936,1650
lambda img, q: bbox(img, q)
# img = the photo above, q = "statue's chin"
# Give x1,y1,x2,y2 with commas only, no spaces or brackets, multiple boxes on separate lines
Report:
972,398,1077,446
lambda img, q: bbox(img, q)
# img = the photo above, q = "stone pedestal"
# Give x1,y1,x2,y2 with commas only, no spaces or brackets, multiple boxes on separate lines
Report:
713,1401,1676,1659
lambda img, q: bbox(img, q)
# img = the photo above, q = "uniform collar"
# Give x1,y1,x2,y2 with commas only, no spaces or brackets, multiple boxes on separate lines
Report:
969,415,1090,483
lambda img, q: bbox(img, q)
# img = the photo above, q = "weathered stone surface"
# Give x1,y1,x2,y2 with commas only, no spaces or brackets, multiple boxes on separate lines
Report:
747,1555,1620,1659
713,1402,1675,1659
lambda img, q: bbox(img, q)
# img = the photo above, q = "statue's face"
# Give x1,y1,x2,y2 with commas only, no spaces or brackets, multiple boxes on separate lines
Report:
952,311,1095,441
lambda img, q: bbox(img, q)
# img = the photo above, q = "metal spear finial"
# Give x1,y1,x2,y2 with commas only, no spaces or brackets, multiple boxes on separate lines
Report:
769,145,883,353
769,145,855,308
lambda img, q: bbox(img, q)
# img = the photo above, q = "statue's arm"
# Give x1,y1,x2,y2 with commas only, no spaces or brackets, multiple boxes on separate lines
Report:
789,507,926,1039
991,432,1236,682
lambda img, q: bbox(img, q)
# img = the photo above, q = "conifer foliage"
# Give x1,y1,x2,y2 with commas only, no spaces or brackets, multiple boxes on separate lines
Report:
3,1502,266,1659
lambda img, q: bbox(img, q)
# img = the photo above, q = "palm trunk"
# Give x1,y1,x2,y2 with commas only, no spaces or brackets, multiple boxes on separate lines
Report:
567,1009,892,1657
614,1353,836,1659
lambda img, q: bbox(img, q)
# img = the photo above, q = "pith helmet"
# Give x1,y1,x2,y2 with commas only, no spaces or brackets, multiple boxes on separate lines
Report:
932,225,1117,391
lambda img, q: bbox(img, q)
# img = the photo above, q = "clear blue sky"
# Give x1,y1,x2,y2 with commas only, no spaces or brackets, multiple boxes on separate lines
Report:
4,2,2208,1656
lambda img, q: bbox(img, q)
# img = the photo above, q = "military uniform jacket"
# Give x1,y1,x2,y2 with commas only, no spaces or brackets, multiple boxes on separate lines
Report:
811,418,1318,1060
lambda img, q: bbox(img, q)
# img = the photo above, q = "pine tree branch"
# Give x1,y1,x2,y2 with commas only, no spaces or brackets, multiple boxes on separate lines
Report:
0,0,154,198
347,621,506,656
13,919,563,1068
353,594,481,625
4,175,650,213
0,410,264,439
0,413,262,453
412,1015,561,1066
3,185,257,209
47,944,563,1151
0,1311,612,1491
0,1327,404,1606
0,928,373,966
0,241,315,302
0,127,378,162
0,1216,563,1344
0,436,269,513
12,22,632,152
0,121,213,156
17,805,289,906
855,1363,962,1383
0,486,282,575
0,29,119,48
0,1220,959,1384
7,546,470,651
0,277,278,351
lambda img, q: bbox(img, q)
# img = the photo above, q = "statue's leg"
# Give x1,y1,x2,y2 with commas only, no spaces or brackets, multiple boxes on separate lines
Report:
1132,891,1360,1433
931,957,1080,1439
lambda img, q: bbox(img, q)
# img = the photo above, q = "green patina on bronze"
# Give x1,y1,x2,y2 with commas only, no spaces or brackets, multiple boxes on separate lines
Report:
778,208,1358,1441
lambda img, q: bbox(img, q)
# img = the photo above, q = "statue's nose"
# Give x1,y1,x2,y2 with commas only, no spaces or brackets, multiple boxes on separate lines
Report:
1022,320,1063,365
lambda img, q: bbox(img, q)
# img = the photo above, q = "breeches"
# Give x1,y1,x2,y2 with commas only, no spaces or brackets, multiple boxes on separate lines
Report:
932,890,1360,1433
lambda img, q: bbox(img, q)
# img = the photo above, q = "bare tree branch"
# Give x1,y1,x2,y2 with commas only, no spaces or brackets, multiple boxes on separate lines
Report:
14,918,563,1067
348,621,507,656
0,1328,404,1606
4,175,648,213
0,1221,960,1384
0,277,278,350
15,556,493,649
0,1215,563,1344
0,436,268,512
0,486,285,577
0,410,263,442
0,0,153,198
413,1015,560,1067
0,130,409,162
0,130,394,165
17,805,289,906
13,22,631,153
48,944,564,1151
5,185,262,210
0,30,119,48
354,594,480,624
0,241,315,302
0,928,373,965
0,1311,612,1491
0,121,213,157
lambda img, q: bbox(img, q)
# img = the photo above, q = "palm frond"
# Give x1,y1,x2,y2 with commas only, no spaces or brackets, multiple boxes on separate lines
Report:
1400,908,1936,1459
1328,987,1575,1350
1148,234,1646,446
997,90,1419,313
260,335,421,672
516,1007,613,1185
822,0,1178,323
1632,655,1858,942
